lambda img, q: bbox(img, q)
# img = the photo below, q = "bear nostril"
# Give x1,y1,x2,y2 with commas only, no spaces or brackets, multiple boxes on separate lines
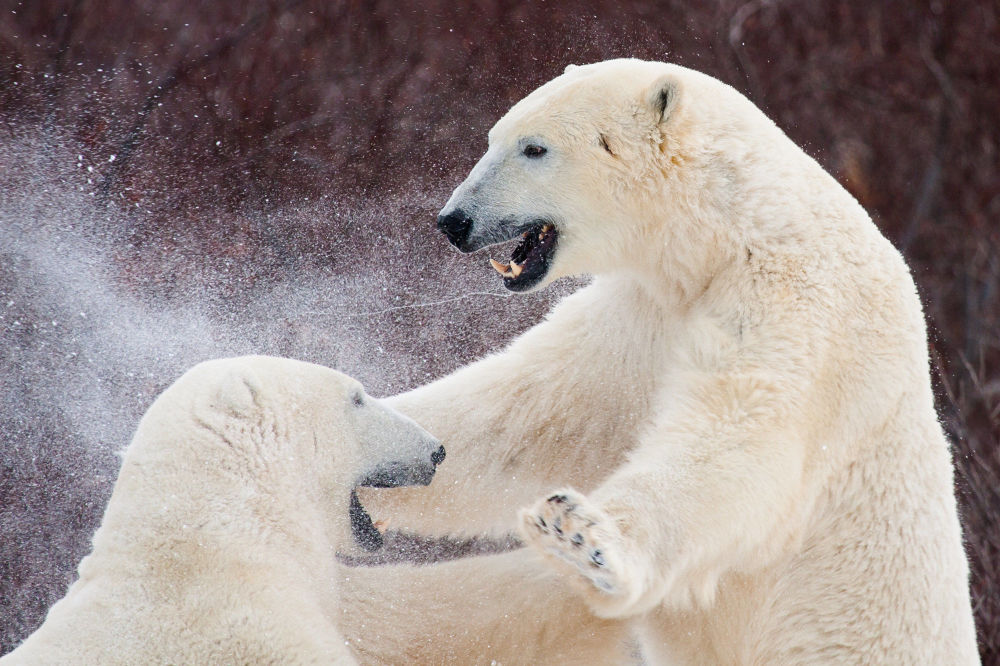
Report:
436,209,474,248
430,444,446,467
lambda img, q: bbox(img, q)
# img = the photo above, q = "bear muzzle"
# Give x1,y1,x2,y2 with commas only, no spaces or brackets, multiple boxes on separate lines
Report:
437,208,476,251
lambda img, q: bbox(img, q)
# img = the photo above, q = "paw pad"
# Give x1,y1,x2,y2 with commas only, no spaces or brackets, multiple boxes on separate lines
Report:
520,489,629,600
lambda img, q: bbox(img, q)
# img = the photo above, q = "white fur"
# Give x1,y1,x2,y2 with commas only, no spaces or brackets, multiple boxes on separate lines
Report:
337,551,635,664
352,59,979,663
2,356,441,665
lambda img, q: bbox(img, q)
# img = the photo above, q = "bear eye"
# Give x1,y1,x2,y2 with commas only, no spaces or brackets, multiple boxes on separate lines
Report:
523,144,547,158
351,391,364,407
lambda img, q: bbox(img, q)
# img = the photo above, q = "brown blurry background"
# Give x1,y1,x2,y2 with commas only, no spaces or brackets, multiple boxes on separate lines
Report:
1,0,997,660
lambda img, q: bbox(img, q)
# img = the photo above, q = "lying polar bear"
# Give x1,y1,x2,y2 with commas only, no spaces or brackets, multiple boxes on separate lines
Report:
1,355,444,665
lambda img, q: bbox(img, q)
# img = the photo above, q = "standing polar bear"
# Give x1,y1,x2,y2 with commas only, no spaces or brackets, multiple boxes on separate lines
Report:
352,59,979,663
2,356,444,665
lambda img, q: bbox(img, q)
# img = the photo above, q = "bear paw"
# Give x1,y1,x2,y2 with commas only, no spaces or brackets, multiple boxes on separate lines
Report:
519,488,640,614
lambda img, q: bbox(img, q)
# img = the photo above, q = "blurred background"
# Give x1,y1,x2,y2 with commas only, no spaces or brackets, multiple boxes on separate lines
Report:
1,0,997,659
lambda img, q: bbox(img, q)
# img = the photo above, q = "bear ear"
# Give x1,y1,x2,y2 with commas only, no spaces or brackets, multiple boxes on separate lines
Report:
564,63,578,74
214,368,261,416
646,74,681,126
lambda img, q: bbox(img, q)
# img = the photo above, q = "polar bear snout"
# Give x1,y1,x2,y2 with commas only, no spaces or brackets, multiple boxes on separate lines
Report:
437,208,475,251
438,201,560,292
358,443,444,489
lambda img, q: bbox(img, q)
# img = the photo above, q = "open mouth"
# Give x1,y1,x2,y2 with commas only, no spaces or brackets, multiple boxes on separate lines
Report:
488,221,558,292
348,450,443,551
350,490,385,552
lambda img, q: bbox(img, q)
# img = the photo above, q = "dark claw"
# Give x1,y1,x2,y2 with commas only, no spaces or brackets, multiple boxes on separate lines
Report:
571,533,584,547
537,516,547,528
553,516,563,536
549,493,568,504
590,549,605,567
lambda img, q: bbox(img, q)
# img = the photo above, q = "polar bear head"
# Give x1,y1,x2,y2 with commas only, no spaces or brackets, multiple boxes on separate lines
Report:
436,59,775,292
135,356,444,552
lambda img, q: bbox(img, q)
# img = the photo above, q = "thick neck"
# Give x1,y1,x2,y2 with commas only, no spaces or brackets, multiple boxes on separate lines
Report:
91,430,342,581
606,177,743,314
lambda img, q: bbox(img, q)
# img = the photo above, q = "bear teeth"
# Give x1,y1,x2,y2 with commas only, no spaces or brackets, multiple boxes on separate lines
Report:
490,258,512,277
490,258,523,278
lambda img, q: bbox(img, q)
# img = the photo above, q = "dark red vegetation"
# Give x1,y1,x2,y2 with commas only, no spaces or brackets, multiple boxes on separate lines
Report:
1,0,997,659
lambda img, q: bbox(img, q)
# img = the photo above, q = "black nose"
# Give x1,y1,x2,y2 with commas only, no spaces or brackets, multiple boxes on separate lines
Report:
436,209,473,249
430,444,446,467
